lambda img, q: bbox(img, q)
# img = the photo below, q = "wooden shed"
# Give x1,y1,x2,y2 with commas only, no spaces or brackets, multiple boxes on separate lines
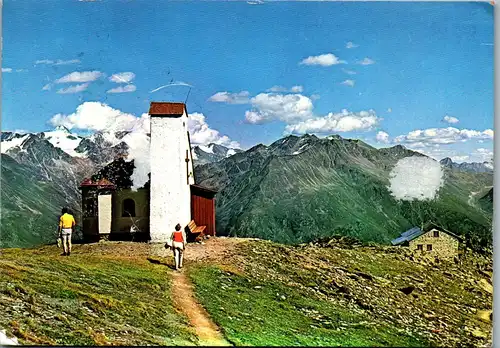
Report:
190,184,217,237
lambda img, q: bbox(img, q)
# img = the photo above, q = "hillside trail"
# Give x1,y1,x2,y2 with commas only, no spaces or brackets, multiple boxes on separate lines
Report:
169,237,247,346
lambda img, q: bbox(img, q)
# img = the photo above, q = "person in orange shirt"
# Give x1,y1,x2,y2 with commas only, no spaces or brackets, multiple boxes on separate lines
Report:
59,207,76,256
169,223,186,270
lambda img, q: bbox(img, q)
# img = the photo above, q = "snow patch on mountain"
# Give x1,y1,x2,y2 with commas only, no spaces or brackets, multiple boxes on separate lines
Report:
42,129,84,157
198,145,214,154
1,134,29,153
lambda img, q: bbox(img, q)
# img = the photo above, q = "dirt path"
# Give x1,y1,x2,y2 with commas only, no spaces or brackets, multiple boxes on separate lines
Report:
169,237,249,346
171,270,231,346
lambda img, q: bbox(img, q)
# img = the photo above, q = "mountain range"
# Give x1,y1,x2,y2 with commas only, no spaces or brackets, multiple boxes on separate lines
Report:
194,134,493,250
439,157,493,174
0,128,494,250
0,128,240,247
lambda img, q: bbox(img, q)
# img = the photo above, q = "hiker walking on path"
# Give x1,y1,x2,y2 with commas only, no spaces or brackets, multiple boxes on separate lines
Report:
59,207,76,256
169,223,187,270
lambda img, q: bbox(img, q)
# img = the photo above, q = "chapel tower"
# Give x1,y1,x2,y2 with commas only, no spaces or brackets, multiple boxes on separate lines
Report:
148,102,195,242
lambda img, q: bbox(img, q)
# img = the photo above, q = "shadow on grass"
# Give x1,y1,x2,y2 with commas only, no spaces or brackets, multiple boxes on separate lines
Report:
146,257,176,270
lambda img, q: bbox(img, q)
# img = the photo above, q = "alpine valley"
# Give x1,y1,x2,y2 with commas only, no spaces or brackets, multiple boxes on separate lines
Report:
0,128,493,250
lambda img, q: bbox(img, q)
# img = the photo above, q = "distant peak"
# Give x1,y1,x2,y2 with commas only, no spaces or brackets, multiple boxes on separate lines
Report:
391,144,406,150
301,134,318,140
54,125,71,134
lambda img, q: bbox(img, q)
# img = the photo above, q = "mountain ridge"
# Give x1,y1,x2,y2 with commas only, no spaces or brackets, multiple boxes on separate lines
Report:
0,130,494,250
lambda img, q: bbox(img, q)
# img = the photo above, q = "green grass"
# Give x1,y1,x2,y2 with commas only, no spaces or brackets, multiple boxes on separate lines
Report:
0,246,197,346
188,264,426,347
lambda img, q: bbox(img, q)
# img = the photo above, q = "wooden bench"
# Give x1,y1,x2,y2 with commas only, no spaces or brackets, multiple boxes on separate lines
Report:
187,220,206,242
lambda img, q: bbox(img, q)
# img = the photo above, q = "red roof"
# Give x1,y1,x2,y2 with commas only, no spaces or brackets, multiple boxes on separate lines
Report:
79,177,116,189
149,102,186,116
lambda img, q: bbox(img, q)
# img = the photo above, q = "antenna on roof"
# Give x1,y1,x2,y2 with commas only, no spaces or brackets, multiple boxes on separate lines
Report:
184,87,192,104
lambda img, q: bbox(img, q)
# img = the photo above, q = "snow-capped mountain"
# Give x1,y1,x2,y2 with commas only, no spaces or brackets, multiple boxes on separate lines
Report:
440,157,494,173
192,143,243,166
0,126,241,247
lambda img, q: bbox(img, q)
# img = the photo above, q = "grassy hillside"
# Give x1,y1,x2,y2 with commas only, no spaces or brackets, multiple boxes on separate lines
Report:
0,154,81,248
187,239,492,347
195,135,493,250
0,239,492,346
0,243,196,345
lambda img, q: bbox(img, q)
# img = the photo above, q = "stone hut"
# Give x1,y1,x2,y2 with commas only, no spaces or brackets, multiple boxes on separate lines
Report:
391,222,463,259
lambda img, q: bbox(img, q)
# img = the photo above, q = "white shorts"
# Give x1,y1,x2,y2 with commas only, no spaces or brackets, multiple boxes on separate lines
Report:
61,228,72,236
172,241,184,250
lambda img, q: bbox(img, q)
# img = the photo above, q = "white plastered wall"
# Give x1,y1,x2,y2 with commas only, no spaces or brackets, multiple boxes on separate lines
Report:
149,109,194,242
98,194,112,234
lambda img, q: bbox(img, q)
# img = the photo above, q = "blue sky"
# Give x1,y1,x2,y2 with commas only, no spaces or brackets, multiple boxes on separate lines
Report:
2,0,494,162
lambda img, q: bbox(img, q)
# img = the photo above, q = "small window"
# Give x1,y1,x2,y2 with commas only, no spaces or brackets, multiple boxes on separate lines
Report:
433,230,439,238
417,244,423,251
122,198,136,217
427,244,432,251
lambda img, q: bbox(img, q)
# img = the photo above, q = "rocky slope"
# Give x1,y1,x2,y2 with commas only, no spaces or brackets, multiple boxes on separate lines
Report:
0,238,492,346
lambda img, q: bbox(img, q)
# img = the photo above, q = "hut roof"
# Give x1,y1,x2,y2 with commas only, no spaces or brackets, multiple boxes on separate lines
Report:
391,222,463,245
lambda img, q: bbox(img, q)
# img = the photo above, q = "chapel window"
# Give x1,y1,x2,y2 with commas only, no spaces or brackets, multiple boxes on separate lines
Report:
122,198,136,217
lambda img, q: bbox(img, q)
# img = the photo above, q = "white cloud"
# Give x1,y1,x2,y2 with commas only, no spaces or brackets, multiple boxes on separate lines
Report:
299,53,346,66
55,71,103,83
443,115,459,124
358,58,375,65
451,155,470,162
42,83,52,91
35,59,54,65
244,93,314,124
342,68,357,75
35,59,81,66
387,108,392,113
107,84,137,93
346,42,359,49
388,156,444,201
472,147,493,162
266,85,304,93
310,94,321,100
284,109,380,134
341,79,355,87
208,91,250,104
48,102,238,189
188,112,240,148
49,102,150,133
109,72,136,84
267,86,288,93
122,132,150,191
49,102,239,150
3,67,29,73
394,127,494,145
56,83,90,94
49,102,152,190
376,131,390,143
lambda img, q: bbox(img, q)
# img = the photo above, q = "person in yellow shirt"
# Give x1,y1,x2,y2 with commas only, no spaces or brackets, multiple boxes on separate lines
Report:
59,208,76,256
